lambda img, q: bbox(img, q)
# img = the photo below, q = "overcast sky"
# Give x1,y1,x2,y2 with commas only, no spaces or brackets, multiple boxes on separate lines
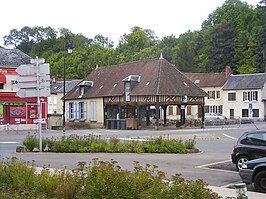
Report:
0,0,258,47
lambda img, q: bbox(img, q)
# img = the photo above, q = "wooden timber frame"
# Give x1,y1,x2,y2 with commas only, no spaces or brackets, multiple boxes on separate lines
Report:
103,94,205,129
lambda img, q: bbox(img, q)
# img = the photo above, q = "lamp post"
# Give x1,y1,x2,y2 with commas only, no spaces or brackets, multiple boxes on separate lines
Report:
62,43,72,132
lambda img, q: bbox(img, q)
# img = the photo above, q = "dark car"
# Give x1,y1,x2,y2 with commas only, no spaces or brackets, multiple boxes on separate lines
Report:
239,157,266,193
231,131,266,170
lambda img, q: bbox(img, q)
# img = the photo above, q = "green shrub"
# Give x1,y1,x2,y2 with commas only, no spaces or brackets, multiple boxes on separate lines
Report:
0,158,218,199
23,134,197,154
22,135,48,151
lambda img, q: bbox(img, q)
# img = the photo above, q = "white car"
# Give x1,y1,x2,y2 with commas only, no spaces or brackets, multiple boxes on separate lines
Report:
205,113,226,121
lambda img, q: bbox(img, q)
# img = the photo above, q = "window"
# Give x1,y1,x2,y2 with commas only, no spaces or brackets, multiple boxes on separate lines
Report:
48,97,52,104
168,106,173,115
204,105,223,114
242,109,248,117
69,102,74,119
79,102,86,120
216,91,221,99
0,84,3,89
53,97,57,104
125,82,130,101
228,93,236,101
253,109,259,117
243,91,258,101
90,101,97,122
245,133,266,146
252,91,258,101
207,91,215,99
80,87,84,96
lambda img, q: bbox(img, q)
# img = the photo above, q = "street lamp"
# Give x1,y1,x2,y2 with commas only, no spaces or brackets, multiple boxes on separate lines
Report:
62,44,72,132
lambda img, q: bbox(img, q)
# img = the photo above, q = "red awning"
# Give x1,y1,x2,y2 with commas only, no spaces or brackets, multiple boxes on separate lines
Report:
0,74,6,84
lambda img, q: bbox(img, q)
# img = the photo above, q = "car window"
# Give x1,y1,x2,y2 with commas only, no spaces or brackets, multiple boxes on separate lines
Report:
245,133,266,146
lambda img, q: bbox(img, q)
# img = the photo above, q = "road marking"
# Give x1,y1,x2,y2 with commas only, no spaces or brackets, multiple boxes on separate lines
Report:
0,141,20,144
223,133,236,140
196,159,238,174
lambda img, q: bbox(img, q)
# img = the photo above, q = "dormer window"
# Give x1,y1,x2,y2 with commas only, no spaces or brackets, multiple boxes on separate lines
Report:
122,75,141,102
194,80,200,85
79,80,94,96
122,75,141,82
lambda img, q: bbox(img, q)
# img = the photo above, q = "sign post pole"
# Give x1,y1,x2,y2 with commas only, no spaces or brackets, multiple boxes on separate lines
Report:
37,57,42,152
16,57,50,152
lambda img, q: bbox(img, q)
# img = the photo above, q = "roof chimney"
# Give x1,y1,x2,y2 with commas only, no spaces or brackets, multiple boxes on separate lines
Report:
225,65,231,78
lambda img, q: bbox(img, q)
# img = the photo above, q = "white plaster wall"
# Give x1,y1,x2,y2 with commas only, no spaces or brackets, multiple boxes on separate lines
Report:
0,74,19,92
222,89,264,119
86,98,104,123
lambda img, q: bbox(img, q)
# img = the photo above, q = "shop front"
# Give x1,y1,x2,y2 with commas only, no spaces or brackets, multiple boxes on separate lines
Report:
0,93,47,125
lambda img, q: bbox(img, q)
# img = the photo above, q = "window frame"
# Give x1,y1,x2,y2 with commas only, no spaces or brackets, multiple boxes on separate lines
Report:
228,92,236,101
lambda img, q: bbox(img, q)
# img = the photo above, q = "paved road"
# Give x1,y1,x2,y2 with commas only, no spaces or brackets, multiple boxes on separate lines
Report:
0,122,265,189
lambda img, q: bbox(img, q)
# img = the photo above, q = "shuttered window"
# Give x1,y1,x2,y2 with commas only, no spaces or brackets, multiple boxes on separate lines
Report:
79,102,87,120
90,101,97,122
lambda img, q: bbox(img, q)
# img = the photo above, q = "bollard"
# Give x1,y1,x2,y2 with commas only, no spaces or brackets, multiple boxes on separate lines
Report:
235,183,248,199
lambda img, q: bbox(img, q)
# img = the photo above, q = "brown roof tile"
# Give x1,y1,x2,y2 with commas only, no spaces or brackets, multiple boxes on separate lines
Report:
184,72,227,87
65,58,207,100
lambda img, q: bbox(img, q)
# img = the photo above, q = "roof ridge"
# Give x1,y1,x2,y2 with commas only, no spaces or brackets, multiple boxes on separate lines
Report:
156,59,163,94
231,73,265,76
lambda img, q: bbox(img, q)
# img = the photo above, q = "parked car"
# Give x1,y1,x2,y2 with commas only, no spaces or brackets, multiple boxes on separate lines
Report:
204,112,226,121
231,131,266,171
239,157,266,193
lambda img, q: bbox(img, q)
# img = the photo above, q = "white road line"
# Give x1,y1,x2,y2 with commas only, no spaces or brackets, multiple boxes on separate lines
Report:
196,159,238,174
197,159,232,168
0,142,20,144
223,133,236,140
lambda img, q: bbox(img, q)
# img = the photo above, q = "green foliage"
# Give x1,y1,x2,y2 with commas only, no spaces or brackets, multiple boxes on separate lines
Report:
22,134,47,151
3,0,265,77
22,134,197,154
23,135,196,153
0,158,218,199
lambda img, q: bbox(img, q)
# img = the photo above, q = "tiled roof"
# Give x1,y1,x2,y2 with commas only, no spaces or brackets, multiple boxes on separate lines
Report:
184,72,228,87
50,80,81,94
65,58,207,100
0,47,31,67
223,73,266,90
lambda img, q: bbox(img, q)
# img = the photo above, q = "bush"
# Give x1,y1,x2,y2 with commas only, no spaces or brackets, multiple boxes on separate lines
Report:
0,158,219,199
23,134,197,154
22,134,47,151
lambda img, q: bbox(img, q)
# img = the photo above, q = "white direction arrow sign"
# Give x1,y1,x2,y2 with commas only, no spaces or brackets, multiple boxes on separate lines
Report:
17,81,50,89
16,63,50,76
16,88,50,98
16,64,36,76
16,74,50,83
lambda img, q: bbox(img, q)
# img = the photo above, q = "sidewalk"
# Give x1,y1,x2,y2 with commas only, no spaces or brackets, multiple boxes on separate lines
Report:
209,185,266,199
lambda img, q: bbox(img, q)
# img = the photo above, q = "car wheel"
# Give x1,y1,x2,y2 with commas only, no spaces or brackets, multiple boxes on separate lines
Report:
236,156,249,171
254,171,266,193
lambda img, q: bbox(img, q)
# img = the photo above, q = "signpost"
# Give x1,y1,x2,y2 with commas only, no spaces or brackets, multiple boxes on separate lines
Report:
16,57,50,152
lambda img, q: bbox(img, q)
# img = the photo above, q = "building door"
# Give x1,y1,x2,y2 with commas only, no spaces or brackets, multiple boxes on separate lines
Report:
6,105,10,124
230,109,234,119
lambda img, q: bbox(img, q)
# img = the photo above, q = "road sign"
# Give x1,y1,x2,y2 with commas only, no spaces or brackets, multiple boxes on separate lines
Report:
31,58,45,64
16,64,36,76
16,88,50,98
33,118,46,124
17,81,50,89
16,75,50,83
16,63,50,76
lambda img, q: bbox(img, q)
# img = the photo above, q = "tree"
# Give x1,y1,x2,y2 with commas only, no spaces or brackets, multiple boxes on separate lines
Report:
116,26,158,61
92,34,114,48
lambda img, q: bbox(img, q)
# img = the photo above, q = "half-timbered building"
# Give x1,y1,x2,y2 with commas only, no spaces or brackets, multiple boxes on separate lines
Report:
64,57,207,129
